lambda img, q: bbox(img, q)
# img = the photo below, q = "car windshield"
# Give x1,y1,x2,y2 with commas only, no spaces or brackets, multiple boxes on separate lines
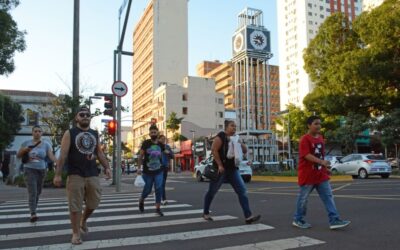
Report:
366,155,385,160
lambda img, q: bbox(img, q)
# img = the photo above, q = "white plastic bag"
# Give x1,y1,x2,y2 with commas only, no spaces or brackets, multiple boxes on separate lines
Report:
227,135,243,166
134,175,145,187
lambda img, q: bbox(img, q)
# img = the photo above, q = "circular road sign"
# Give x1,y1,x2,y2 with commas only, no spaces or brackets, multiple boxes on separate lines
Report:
112,80,128,97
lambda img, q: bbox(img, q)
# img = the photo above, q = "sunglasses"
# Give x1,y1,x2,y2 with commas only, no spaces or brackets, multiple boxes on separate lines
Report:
78,112,91,118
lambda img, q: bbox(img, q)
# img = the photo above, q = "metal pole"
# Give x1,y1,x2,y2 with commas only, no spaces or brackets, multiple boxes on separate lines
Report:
72,0,79,112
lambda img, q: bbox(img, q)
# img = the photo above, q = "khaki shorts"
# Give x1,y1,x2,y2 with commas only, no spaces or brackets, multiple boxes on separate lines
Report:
66,175,102,212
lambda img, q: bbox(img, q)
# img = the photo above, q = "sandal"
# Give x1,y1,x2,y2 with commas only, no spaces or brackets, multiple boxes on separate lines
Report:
80,223,89,234
30,214,38,223
71,236,82,245
202,214,213,221
245,215,261,224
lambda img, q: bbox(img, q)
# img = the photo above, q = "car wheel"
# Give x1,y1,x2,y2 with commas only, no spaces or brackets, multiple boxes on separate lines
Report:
381,174,390,179
358,168,368,179
331,169,338,175
196,171,204,182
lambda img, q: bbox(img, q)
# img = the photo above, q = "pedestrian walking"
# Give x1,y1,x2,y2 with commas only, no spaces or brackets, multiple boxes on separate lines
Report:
17,125,57,223
137,125,165,216
158,134,173,205
53,106,111,245
203,120,261,224
292,115,350,230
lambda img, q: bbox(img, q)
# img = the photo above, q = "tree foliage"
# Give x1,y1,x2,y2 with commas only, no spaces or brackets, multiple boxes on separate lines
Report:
0,0,26,76
303,0,400,116
0,93,23,151
375,108,400,148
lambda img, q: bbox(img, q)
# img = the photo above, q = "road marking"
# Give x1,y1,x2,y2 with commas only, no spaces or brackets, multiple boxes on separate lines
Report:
0,200,177,213
0,203,191,220
332,183,352,191
0,215,237,241
213,236,325,250
0,209,204,229
0,193,143,205
8,224,273,250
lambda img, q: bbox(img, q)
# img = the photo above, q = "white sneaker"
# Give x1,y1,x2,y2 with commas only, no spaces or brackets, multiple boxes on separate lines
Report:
161,200,168,205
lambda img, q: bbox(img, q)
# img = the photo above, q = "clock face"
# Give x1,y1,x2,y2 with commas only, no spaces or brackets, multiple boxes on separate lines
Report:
233,33,244,53
250,30,267,50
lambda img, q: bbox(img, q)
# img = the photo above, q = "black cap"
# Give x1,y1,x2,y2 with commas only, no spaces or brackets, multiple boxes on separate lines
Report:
76,106,90,114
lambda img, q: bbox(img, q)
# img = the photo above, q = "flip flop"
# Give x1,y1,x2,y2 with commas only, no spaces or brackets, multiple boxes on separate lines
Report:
80,224,89,234
71,236,82,245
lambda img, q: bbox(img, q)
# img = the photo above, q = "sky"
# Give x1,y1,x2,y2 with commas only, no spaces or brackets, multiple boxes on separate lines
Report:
0,0,278,120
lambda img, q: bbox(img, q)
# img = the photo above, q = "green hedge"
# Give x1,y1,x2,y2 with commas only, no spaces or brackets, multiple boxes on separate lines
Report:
12,170,68,188
256,170,347,176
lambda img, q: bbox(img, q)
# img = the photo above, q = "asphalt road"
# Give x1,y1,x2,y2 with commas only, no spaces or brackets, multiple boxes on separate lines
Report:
0,174,399,249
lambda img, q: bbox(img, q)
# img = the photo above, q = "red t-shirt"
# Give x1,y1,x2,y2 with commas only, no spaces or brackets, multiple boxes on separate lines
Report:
298,134,330,186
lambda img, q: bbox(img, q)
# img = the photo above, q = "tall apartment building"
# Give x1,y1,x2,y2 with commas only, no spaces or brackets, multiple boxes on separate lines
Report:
197,60,280,123
277,0,362,109
363,0,384,11
132,0,188,151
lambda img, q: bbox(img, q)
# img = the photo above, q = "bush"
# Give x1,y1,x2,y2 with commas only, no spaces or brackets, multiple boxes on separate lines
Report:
12,170,68,188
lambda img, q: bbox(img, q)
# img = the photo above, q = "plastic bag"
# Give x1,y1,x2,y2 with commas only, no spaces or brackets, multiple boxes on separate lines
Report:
230,135,243,167
134,175,145,187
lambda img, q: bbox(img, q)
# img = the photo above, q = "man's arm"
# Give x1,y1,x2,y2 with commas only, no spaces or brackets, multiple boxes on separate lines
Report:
211,136,224,174
96,141,111,179
53,130,70,187
304,154,330,167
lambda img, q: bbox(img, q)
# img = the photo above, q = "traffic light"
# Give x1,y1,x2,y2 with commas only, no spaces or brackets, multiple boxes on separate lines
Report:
104,94,114,116
107,120,117,136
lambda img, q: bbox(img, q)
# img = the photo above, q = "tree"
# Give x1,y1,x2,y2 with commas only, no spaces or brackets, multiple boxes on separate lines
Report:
38,94,82,151
0,93,24,151
0,0,26,76
375,108,400,154
303,0,400,115
166,112,183,145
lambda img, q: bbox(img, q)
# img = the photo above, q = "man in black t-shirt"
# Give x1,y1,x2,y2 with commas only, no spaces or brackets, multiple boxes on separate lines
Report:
137,125,165,216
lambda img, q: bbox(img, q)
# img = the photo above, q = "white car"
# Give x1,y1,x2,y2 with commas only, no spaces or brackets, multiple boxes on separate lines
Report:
331,154,391,179
194,156,253,182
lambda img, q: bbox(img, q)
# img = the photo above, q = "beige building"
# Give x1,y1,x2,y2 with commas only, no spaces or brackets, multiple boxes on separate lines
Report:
132,0,188,151
152,76,225,142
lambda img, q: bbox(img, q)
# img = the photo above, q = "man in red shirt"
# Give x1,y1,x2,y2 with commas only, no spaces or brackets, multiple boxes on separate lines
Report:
293,115,350,230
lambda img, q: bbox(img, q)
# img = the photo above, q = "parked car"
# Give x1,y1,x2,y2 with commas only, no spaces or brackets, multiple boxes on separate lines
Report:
194,155,253,183
324,155,343,166
387,158,399,168
331,154,391,179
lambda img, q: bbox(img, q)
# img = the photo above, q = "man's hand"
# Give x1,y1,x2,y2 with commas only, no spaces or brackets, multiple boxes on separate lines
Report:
320,160,331,167
53,174,62,187
217,165,225,174
104,168,112,179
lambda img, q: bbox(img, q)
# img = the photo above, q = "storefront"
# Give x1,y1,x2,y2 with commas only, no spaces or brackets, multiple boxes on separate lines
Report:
174,140,194,171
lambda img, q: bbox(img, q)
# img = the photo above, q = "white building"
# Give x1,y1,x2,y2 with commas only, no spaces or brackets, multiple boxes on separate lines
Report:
152,76,225,141
362,0,384,11
132,0,188,152
277,0,362,109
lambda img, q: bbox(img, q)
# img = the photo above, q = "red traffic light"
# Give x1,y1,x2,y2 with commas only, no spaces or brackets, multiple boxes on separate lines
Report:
108,120,117,136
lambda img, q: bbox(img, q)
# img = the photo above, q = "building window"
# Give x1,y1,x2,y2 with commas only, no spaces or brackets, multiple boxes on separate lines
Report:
218,112,223,118
182,107,188,115
308,3,312,8
320,14,324,18
182,93,187,101
218,98,223,104
218,125,223,129
308,12,312,16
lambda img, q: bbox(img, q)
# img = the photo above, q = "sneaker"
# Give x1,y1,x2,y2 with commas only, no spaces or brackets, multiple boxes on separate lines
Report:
156,208,164,216
292,220,312,229
138,201,144,213
330,219,351,230
202,214,213,221
161,200,168,206
245,215,261,224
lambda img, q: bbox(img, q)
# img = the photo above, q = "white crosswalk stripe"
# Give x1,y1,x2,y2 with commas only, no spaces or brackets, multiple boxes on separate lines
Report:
0,192,325,249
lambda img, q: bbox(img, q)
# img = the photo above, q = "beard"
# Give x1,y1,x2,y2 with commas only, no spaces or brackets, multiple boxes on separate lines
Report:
78,119,90,128
150,135,158,140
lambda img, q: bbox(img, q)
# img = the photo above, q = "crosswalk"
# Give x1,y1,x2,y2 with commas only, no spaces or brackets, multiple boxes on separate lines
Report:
0,192,325,249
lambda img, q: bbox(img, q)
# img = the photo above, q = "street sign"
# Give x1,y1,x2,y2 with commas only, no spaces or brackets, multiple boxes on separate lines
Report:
112,80,128,97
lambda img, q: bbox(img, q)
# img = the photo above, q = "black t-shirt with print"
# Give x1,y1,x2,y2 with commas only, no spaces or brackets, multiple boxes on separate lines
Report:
141,139,165,175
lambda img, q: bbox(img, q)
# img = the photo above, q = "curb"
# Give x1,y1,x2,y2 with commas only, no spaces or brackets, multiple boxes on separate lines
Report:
252,175,353,183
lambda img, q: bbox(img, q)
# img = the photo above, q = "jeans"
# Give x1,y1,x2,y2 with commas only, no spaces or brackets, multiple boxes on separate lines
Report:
203,168,252,218
161,167,168,201
141,171,164,204
24,168,46,215
293,180,340,224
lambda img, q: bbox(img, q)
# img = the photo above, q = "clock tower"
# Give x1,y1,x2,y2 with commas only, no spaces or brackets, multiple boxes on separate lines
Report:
231,8,277,163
